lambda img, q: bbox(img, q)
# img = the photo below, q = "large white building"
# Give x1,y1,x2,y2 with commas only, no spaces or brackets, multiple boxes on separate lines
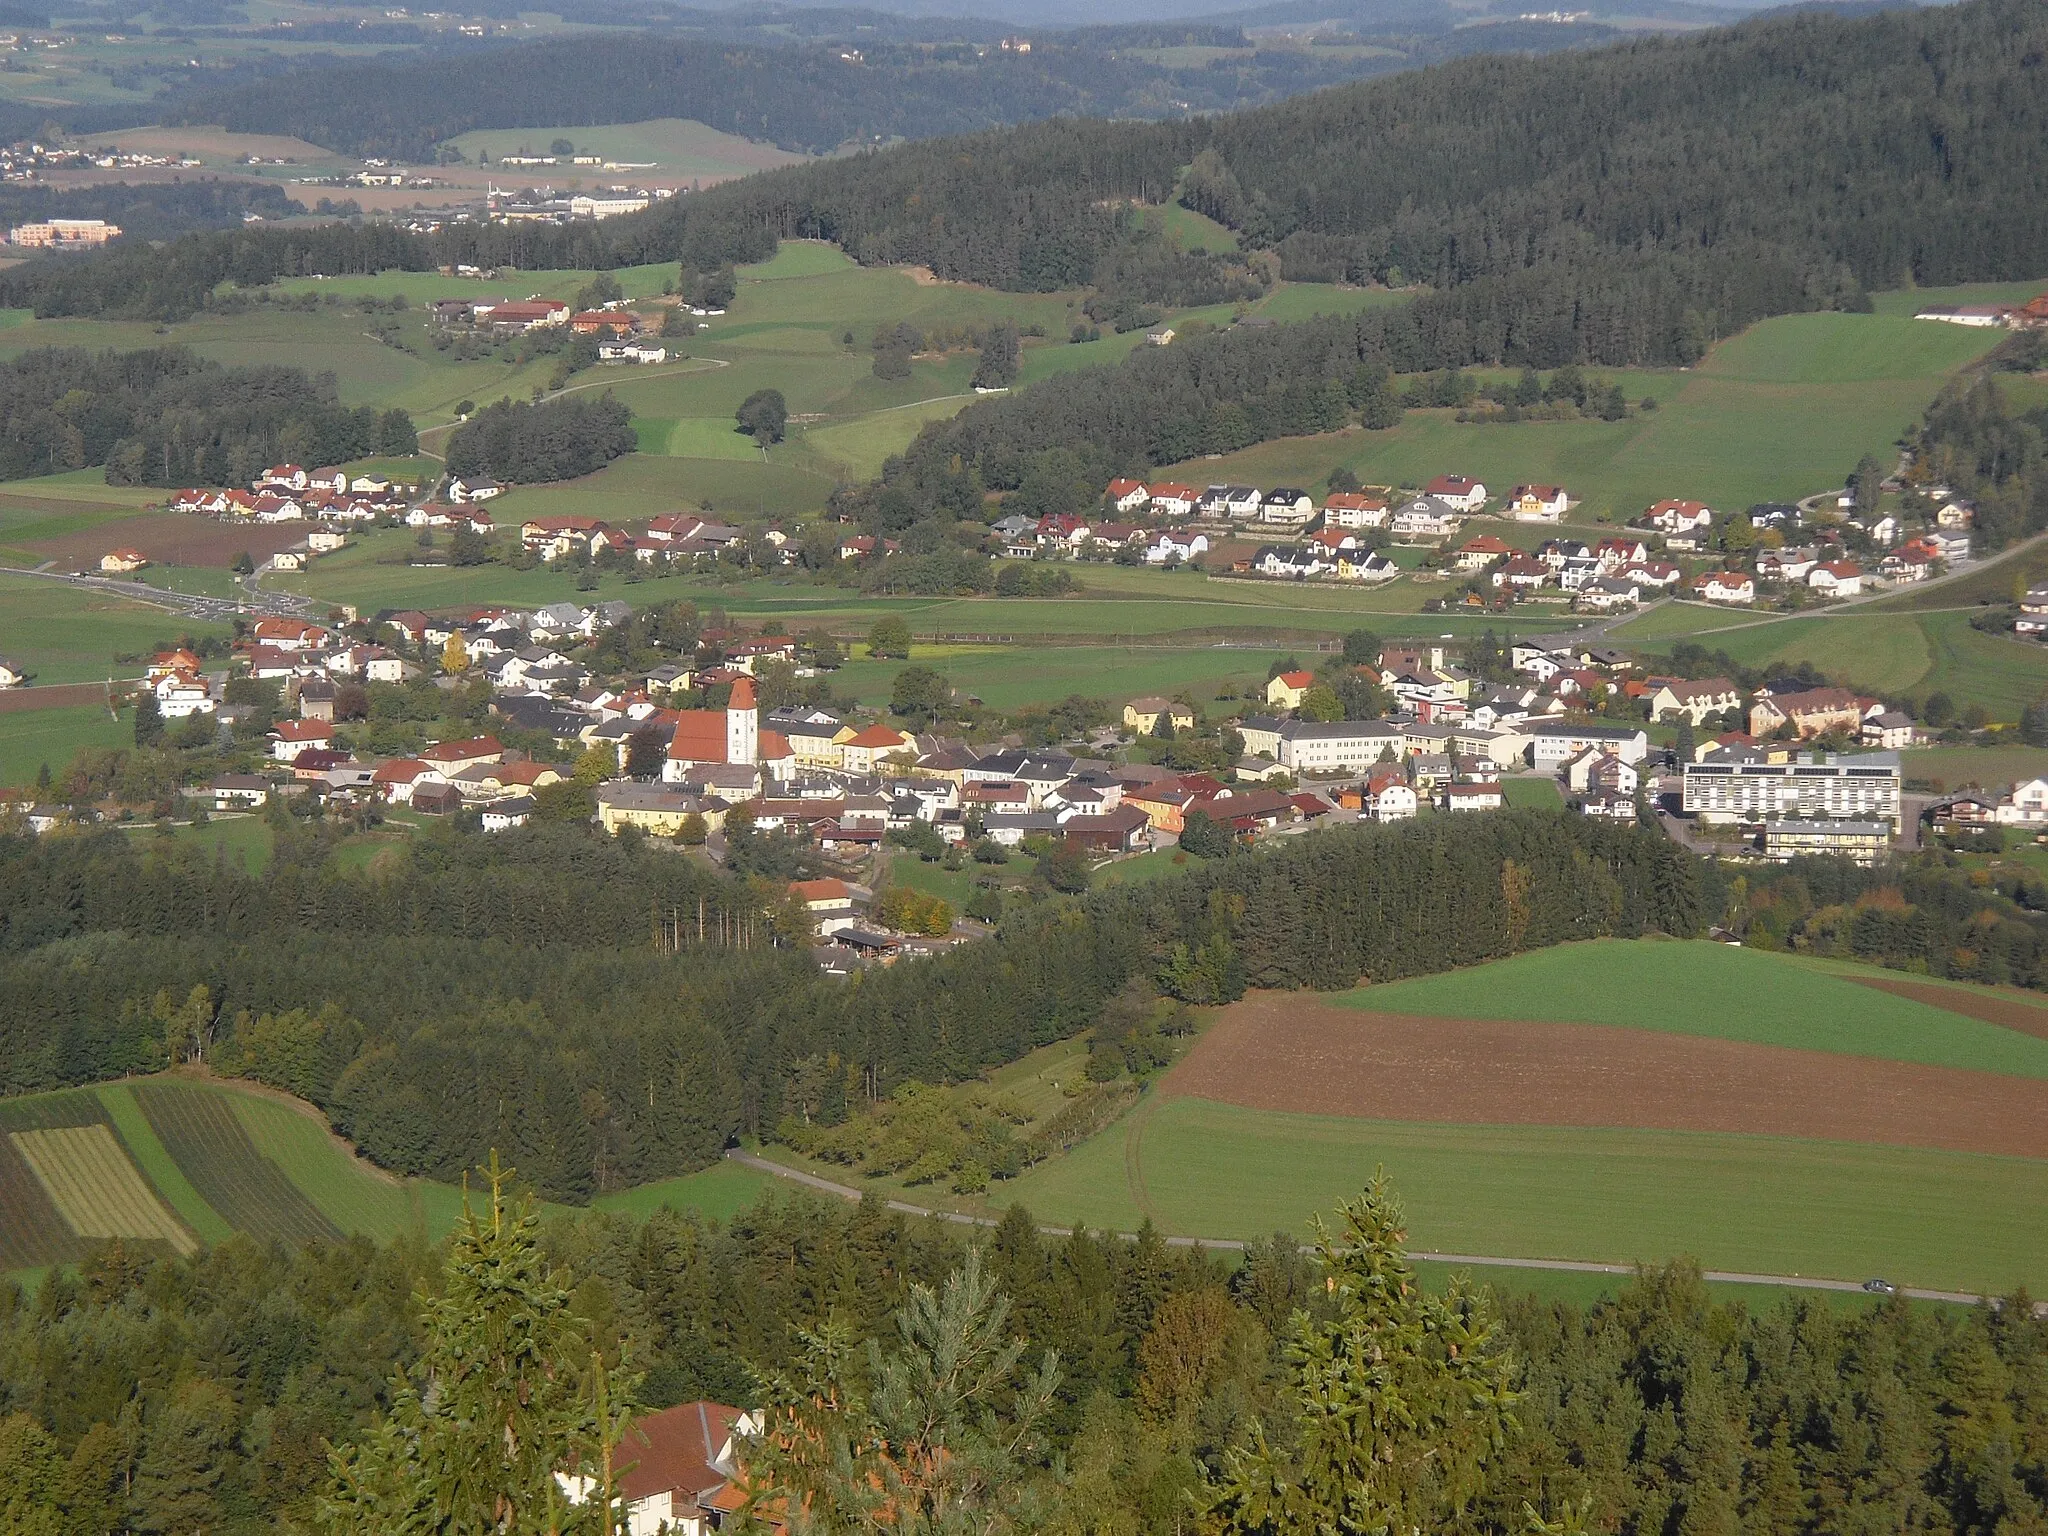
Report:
1527,723,1649,770
1683,750,1902,828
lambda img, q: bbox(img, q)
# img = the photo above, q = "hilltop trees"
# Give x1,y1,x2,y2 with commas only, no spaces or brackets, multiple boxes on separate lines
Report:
445,394,636,484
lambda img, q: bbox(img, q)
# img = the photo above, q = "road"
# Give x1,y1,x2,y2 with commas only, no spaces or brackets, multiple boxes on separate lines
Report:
726,1151,2030,1311
0,561,322,624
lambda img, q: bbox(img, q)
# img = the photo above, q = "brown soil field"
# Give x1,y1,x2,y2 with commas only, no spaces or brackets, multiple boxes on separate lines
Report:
0,682,115,714
1852,976,2048,1043
1166,993,2048,1159
26,515,306,568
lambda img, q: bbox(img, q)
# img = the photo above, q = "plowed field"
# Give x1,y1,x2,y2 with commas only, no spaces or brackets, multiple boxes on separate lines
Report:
1166,994,2048,1159
24,514,308,568
1852,976,2048,1042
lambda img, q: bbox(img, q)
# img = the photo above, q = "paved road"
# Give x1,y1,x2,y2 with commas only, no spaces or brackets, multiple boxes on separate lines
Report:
727,1151,2028,1311
0,563,315,624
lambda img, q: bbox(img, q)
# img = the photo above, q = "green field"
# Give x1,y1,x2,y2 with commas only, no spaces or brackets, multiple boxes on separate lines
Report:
1344,939,2048,1077
1901,744,2048,789
0,574,225,686
1162,296,2018,522
588,1160,790,1223
831,642,1295,711
0,1075,464,1274
0,701,130,790
1001,1096,2048,1295
1610,604,2048,721
437,118,811,182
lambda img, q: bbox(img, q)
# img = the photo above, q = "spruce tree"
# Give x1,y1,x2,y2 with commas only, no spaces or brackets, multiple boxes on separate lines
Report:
318,1155,639,1536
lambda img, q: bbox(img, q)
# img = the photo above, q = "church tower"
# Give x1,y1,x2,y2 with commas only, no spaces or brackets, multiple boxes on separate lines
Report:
726,676,759,765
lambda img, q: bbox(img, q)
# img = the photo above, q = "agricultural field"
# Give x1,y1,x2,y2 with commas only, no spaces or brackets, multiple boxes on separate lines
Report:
0,1075,466,1277
1159,296,2015,524
830,642,1296,713
985,939,2048,1293
0,572,224,686
1609,605,2048,721
436,118,812,184
0,699,129,791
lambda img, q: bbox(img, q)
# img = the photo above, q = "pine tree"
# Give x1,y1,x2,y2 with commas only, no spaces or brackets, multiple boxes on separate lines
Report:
1204,1173,1522,1535
318,1154,640,1536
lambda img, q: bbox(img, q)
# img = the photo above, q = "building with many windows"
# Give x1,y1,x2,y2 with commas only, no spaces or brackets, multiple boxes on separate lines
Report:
1682,750,1901,828
1762,819,1893,865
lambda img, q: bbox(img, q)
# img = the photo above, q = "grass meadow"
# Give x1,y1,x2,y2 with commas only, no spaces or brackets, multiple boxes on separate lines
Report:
1000,1095,2048,1294
0,702,129,790
1344,938,2048,1077
438,118,811,182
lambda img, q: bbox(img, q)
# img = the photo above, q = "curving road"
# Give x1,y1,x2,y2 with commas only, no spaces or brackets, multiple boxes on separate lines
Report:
725,1149,2034,1312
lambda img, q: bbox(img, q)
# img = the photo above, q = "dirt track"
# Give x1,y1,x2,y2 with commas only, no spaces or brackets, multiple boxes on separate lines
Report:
1165,994,2048,1159
1852,976,2048,1043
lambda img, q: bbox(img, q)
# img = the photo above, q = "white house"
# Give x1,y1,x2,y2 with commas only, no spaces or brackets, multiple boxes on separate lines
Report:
1424,475,1487,513
1808,560,1864,598
1692,571,1755,605
1507,485,1568,521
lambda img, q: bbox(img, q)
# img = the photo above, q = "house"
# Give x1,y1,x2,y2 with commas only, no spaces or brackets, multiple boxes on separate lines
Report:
1367,772,1418,822
480,795,535,831
1105,478,1151,514
1881,547,1939,584
1639,500,1715,543
1444,781,1504,812
1141,530,1208,565
1528,723,1649,769
1649,678,1742,726
839,724,914,775
1575,577,1640,612
1148,483,1199,517
1494,553,1551,591
1563,747,1640,797
1749,687,1863,740
420,734,506,773
1691,571,1755,606
1424,475,1486,513
252,617,329,651
1623,559,1682,590
307,528,347,553
1261,488,1316,526
1063,804,1152,853
271,550,306,572
483,299,569,331
1267,671,1315,710
411,782,466,815
595,784,714,837
1862,710,1919,749
1323,493,1391,529
1507,485,1568,521
0,656,26,688
1339,549,1401,583
270,718,335,762
1200,485,1264,520
449,476,502,502
1452,535,1512,571
2017,585,2048,637
1254,545,1330,579
1388,498,1462,539
101,547,149,574
1808,560,1864,598
1123,696,1195,735
207,773,272,810
521,515,610,561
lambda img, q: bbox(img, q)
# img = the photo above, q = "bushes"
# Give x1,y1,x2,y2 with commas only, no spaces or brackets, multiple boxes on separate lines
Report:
443,393,635,484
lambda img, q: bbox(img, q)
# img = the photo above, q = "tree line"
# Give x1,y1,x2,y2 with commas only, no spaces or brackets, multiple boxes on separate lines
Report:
0,811,1701,1202
0,347,416,486
1909,375,2048,553
2,1170,2045,1536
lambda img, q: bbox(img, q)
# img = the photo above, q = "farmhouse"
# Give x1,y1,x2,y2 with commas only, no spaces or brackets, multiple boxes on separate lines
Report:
100,548,148,573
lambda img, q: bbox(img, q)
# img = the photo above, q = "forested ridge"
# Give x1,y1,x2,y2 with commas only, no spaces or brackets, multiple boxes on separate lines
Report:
0,348,417,486
7,0,2042,372
0,811,1702,1201
443,393,637,484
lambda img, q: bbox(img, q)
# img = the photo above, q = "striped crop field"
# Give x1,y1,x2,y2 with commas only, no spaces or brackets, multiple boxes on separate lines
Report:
11,1125,197,1255
132,1081,343,1246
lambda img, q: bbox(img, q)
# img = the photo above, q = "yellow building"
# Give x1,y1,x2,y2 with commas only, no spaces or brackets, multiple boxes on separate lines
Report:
1122,696,1195,734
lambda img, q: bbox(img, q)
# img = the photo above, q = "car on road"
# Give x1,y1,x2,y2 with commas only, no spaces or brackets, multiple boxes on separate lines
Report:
1861,1278,1897,1295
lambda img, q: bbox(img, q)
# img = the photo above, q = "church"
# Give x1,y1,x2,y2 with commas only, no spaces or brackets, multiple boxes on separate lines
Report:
662,677,793,792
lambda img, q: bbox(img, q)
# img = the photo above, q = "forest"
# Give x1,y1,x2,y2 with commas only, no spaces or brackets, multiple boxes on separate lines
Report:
8,0,2043,366
0,348,416,487
2,1172,2046,1536
0,811,1703,1202
442,393,637,484
0,180,296,241
1908,376,2048,553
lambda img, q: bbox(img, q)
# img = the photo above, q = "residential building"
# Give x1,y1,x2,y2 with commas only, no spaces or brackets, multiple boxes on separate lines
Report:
1862,711,1918,749
1105,478,1150,514
1648,678,1742,726
1452,535,1511,571
1691,571,1755,605
1123,696,1195,735
596,784,715,837
271,719,334,761
1424,475,1487,512
1323,493,1391,529
1260,488,1316,526
1808,560,1864,598
1269,719,1407,774
1267,671,1314,710
1749,686,1863,740
1762,819,1892,865
100,547,148,574
1507,484,1568,521
1149,483,1199,517
1682,749,1902,827
1527,723,1649,769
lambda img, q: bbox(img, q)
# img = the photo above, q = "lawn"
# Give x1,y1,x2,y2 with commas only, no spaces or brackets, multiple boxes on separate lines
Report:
1901,744,2048,790
1001,1095,2048,1293
119,815,276,873
1499,776,1563,809
588,1159,785,1223
0,701,130,790
1341,938,2048,1077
